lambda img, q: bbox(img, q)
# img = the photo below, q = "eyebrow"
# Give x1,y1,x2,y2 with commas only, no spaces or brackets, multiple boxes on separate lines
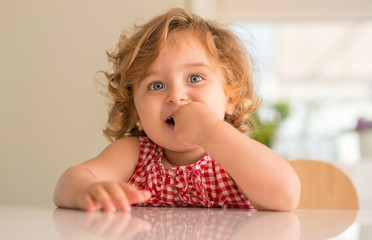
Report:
144,62,213,78
183,63,212,68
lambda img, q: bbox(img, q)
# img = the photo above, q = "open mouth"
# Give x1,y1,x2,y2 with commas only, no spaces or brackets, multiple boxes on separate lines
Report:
166,116,175,127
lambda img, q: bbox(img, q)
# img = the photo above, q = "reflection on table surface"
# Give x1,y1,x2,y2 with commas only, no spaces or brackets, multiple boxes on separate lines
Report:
0,204,371,239
54,207,299,240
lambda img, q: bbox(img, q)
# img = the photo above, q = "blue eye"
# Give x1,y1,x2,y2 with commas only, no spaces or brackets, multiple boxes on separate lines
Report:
187,74,203,83
149,81,165,91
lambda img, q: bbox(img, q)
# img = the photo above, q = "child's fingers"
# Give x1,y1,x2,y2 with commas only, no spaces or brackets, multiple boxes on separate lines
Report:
79,194,97,212
91,185,115,212
137,190,152,202
120,183,151,203
80,182,151,212
104,183,131,212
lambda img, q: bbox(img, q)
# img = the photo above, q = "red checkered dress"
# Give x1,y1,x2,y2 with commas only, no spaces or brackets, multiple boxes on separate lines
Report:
128,137,254,209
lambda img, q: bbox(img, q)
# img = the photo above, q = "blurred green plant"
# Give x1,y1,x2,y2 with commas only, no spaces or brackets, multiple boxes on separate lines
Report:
251,101,290,148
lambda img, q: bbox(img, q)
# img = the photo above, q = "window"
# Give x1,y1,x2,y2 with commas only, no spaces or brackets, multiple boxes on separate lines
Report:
232,20,372,164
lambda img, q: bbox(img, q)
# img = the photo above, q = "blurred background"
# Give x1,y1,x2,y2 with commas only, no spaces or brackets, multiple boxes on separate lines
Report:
1,0,371,209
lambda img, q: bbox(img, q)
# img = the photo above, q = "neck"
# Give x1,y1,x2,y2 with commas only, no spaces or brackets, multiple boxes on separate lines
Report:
163,147,206,167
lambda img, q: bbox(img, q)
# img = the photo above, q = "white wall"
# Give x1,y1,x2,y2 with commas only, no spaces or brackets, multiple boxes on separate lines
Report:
0,0,185,205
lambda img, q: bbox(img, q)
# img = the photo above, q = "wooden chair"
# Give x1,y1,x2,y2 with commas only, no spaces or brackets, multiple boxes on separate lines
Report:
289,159,359,210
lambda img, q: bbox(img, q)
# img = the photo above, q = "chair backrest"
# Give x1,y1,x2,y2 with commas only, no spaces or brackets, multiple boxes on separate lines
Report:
289,159,359,210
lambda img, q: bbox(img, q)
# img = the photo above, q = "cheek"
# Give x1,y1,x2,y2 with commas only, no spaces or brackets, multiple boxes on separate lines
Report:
133,95,147,122
134,97,159,126
134,102,149,122
205,89,229,120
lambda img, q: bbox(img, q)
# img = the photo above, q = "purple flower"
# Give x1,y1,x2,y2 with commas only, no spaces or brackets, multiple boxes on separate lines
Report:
356,118,372,131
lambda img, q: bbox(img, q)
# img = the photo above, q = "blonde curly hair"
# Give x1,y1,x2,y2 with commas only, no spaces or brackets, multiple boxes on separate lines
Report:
102,8,261,142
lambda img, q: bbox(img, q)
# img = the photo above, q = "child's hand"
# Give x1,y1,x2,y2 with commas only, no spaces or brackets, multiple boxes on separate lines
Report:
173,102,220,145
77,181,151,212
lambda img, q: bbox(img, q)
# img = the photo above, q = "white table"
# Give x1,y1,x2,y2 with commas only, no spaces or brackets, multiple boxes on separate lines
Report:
0,204,371,239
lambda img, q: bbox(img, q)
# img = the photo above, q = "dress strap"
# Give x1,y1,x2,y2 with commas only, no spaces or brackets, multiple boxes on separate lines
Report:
136,136,163,169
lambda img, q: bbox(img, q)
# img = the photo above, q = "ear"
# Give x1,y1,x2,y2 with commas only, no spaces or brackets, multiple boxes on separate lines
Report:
225,98,234,115
135,121,143,131
130,107,143,131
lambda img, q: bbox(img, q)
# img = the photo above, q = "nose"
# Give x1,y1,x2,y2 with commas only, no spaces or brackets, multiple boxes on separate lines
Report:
166,84,189,104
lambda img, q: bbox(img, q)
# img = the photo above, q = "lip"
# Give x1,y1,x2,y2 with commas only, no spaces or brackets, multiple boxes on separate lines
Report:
165,114,175,129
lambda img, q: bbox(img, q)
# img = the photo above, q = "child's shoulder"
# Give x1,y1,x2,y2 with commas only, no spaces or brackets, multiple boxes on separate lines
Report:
82,137,142,182
114,136,152,147
102,136,141,159
112,136,141,149
105,136,159,162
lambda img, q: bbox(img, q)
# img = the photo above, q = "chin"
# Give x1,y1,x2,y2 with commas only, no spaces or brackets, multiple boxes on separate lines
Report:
162,140,200,152
173,143,203,153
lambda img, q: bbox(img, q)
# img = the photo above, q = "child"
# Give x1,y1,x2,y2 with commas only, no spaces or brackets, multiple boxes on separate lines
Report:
53,8,300,212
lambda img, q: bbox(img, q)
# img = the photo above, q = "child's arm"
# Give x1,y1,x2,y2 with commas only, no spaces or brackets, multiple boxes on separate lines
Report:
174,102,300,211
53,137,151,212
